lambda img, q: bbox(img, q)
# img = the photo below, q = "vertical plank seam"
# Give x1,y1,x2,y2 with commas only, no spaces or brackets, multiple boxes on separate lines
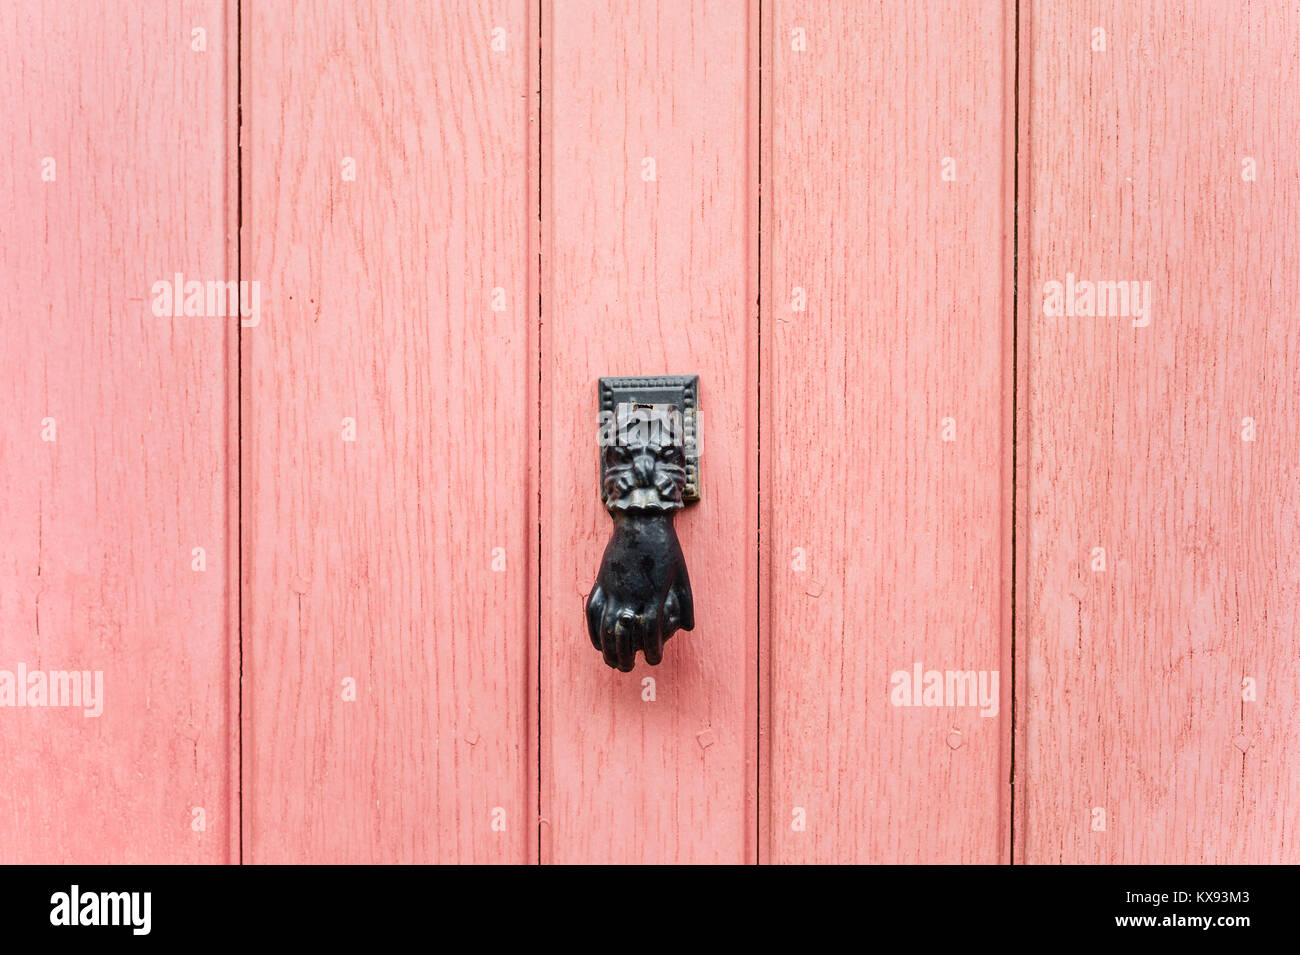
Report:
1007,0,1020,867
754,0,774,866
754,0,762,866
534,0,544,867
1010,0,1034,866
535,0,555,866
235,0,244,867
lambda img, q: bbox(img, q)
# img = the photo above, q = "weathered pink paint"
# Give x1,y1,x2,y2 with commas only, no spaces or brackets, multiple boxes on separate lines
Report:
1015,0,1300,863
239,0,536,864
540,0,758,865
3,0,1298,866
0,0,237,863
760,0,1015,863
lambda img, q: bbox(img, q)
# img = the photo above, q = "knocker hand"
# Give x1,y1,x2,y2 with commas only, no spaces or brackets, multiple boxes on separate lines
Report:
586,510,694,671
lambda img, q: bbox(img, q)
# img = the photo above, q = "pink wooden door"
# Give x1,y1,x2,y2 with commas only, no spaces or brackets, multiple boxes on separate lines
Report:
760,0,1013,863
239,0,537,864
0,0,237,863
540,0,758,865
3,0,1298,865
1015,0,1300,864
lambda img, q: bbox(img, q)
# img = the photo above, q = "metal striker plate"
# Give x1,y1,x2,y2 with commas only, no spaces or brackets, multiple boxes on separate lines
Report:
598,375,700,504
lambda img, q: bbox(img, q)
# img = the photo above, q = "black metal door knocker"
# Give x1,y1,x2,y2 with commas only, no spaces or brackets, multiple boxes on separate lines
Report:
586,375,699,671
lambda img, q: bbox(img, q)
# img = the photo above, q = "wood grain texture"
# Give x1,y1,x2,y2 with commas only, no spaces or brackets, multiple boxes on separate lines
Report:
240,0,535,863
540,0,758,864
761,1,1015,863
7,0,1297,868
1016,0,1300,863
0,0,237,862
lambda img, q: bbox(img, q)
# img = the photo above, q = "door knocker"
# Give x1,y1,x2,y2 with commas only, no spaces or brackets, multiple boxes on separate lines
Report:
586,376,700,671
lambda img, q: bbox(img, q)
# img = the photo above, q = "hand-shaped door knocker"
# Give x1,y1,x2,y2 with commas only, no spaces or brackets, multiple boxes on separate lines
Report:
586,376,700,671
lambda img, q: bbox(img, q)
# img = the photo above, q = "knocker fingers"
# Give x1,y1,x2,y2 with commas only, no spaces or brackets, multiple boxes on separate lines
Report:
585,584,606,652
639,605,665,667
607,610,638,672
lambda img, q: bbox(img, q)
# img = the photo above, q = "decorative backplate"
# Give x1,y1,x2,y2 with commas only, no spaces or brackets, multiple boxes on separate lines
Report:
598,375,700,505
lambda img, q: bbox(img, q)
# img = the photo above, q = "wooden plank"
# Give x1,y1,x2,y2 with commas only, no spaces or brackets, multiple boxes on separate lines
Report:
761,0,1015,863
540,0,758,864
0,0,237,862
1016,0,1300,863
240,0,536,863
